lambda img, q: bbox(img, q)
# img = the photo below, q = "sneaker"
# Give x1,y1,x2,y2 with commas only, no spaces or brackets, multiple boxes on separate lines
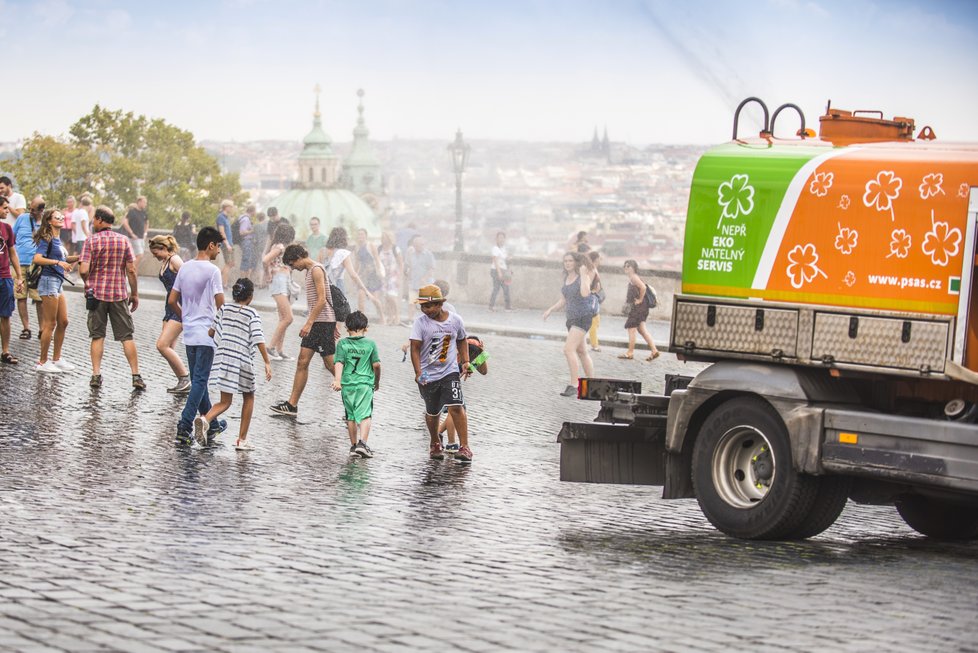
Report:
194,416,207,446
35,361,60,373
455,446,473,463
52,359,76,371
429,442,445,460
167,376,191,394
350,443,359,456
445,443,460,456
270,401,298,417
175,427,193,445
278,352,294,361
206,419,228,437
235,439,254,451
89,374,102,388
560,385,577,397
132,374,147,390
355,441,373,459
267,348,283,361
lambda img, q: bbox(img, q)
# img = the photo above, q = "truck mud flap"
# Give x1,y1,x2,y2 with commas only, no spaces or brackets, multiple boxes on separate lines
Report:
557,421,666,485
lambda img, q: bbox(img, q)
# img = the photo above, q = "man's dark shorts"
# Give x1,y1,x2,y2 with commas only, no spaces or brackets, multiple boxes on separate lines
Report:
0,278,13,318
87,299,135,341
300,321,336,357
418,371,464,416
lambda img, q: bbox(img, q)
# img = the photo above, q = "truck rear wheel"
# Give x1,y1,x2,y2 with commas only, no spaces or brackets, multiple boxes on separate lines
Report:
895,495,978,539
692,397,818,540
787,476,851,539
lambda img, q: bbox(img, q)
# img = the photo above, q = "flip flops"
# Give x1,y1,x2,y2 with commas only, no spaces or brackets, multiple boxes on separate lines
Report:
0,352,17,365
18,329,30,340
646,351,661,361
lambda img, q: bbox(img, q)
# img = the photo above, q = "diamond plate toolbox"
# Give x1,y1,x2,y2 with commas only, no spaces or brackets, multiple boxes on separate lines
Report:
810,312,952,373
672,298,799,357
672,295,956,376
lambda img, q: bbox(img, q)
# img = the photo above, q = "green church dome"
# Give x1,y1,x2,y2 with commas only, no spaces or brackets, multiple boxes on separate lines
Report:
268,188,380,242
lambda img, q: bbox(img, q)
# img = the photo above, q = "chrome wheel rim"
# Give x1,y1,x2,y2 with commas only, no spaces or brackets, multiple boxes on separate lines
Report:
711,425,775,508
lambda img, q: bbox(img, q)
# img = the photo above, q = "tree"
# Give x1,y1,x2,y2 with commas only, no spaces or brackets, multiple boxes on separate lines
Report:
10,105,246,225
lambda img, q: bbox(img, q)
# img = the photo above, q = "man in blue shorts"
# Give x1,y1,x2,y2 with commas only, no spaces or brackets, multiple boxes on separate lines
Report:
409,284,473,462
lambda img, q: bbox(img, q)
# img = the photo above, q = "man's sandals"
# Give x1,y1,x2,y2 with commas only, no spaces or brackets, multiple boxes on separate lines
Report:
18,328,30,340
1,352,18,364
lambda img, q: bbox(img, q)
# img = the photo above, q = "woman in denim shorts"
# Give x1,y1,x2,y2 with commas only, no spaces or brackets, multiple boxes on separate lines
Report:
262,223,296,361
32,209,78,373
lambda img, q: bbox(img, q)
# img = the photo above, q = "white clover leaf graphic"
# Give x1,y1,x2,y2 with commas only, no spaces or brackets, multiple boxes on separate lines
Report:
716,174,754,228
809,171,833,197
844,271,856,287
887,229,911,259
838,194,851,210
919,172,945,200
921,210,961,267
834,223,858,255
785,243,828,289
863,170,902,221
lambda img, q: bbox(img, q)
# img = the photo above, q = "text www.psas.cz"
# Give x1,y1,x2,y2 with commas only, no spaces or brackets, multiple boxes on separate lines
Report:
867,274,942,290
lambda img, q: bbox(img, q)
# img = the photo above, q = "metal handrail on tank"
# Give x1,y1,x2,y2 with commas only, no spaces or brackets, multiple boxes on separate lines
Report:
770,103,807,139
732,97,770,140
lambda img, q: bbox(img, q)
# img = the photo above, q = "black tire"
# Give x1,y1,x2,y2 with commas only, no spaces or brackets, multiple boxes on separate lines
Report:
787,476,851,539
692,397,818,540
895,495,978,539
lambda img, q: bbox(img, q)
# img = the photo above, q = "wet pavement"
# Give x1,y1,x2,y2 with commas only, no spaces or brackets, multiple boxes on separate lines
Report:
1,291,977,652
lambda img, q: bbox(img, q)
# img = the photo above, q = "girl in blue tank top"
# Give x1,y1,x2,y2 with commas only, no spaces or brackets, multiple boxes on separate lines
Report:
149,235,191,394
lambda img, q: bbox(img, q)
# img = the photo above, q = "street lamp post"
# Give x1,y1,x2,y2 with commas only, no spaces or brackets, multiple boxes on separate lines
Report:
448,129,470,253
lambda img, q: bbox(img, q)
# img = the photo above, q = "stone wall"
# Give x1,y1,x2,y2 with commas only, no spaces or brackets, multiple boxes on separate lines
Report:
141,229,682,316
431,251,680,317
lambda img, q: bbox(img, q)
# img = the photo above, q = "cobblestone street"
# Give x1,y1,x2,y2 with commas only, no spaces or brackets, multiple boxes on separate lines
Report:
1,292,976,652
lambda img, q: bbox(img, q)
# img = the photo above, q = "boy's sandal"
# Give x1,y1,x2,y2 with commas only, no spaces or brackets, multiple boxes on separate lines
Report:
617,352,634,359
0,352,18,364
235,440,255,451
646,351,661,361
18,329,30,340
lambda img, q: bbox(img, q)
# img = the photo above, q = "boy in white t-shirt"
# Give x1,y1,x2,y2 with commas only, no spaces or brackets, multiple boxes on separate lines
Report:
170,226,226,445
409,284,473,462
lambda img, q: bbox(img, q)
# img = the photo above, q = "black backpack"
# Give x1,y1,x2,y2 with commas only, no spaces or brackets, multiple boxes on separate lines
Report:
229,217,241,244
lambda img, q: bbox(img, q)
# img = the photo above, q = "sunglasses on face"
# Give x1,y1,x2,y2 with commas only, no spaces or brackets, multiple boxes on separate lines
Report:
419,302,437,309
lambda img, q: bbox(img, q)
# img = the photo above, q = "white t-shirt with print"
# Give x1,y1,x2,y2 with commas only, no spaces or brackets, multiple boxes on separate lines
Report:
172,260,224,347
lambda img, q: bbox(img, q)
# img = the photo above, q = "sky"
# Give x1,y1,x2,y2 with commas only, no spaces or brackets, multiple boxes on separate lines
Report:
3,0,978,145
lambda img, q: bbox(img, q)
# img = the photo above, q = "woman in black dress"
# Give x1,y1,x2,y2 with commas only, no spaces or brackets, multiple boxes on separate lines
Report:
619,259,660,361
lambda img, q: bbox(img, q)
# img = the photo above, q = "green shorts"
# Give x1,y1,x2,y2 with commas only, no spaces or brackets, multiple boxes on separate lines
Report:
341,383,374,423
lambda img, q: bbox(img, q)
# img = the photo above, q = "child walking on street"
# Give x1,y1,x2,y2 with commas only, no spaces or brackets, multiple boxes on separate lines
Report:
331,310,381,458
409,284,474,462
195,278,272,450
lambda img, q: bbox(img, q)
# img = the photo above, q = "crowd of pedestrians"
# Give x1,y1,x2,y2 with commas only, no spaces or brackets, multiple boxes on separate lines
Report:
0,175,666,458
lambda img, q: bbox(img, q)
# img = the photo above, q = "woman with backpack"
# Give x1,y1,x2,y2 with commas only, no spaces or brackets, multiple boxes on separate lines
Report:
619,259,661,361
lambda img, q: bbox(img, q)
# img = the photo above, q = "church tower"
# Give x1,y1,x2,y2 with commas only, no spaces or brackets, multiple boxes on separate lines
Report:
341,89,383,196
298,84,340,188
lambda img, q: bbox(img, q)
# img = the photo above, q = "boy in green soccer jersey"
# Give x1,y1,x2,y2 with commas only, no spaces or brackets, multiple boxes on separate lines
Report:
332,310,381,458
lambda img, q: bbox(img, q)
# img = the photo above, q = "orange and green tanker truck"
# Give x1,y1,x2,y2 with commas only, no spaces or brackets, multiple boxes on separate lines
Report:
558,99,978,540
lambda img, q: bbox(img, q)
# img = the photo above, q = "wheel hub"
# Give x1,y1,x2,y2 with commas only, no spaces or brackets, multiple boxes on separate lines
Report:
711,426,776,508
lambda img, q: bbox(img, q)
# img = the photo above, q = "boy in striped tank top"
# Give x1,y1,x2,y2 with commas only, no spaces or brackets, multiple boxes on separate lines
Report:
270,244,337,417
